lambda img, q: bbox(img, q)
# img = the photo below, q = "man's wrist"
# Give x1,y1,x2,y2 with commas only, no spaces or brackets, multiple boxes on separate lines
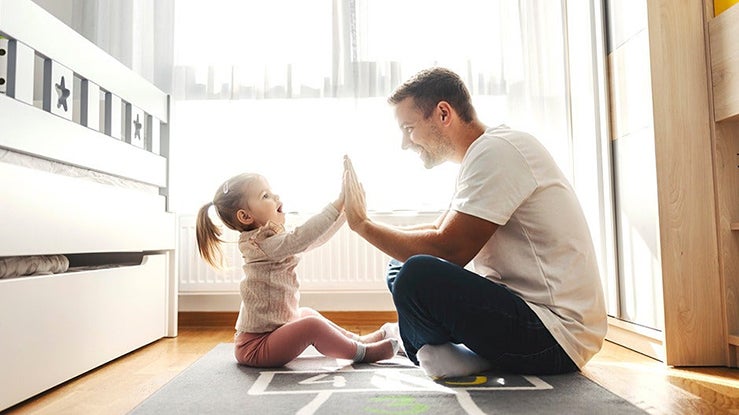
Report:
350,217,370,234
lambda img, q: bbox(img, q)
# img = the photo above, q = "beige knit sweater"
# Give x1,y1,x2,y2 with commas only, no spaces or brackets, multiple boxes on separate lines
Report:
234,204,345,333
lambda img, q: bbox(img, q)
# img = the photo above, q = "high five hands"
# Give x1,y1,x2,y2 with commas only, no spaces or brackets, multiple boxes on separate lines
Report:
342,155,368,231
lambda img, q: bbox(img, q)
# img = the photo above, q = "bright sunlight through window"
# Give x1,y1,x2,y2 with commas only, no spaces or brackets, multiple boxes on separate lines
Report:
169,0,569,215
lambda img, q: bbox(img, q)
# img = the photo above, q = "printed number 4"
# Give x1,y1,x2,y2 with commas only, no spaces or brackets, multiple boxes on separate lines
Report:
299,374,347,388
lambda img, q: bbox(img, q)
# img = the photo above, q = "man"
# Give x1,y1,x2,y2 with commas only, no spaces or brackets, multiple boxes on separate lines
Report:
342,67,606,378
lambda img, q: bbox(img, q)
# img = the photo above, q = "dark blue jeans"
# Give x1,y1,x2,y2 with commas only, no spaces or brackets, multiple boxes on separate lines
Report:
387,255,578,375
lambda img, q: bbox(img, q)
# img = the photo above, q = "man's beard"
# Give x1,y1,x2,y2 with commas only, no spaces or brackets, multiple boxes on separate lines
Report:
419,127,452,169
420,148,444,169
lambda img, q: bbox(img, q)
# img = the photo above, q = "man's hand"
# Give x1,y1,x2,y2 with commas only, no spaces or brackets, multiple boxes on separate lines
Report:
342,155,368,231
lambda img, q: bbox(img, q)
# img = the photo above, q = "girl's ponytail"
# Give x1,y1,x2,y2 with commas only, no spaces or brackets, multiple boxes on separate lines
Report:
195,202,224,269
195,172,259,269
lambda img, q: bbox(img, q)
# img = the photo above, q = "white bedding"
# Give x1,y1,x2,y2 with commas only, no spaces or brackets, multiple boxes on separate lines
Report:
0,149,159,194
0,255,69,279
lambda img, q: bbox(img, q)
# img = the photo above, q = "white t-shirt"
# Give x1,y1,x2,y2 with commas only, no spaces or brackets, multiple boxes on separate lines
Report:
451,125,607,368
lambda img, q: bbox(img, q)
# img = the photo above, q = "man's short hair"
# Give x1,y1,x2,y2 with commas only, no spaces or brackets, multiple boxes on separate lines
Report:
388,67,476,123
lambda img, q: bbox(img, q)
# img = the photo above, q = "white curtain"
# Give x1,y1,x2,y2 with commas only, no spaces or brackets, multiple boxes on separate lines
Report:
169,0,569,215
29,0,568,215
30,0,175,93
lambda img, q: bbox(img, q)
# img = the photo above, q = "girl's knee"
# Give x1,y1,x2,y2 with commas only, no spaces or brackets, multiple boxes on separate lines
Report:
299,315,327,329
300,315,346,340
299,307,320,318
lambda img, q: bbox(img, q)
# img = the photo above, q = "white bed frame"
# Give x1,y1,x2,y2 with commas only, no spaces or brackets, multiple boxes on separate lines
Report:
0,1,177,410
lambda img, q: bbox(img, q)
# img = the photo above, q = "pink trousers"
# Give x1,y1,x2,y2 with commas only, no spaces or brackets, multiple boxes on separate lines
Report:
234,307,358,367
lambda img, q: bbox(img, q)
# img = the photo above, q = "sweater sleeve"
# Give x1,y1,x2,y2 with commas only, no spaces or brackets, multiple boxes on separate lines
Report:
254,204,343,260
305,211,346,251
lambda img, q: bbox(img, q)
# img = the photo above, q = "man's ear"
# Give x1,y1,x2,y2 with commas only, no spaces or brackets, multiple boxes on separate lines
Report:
438,101,453,125
236,209,254,226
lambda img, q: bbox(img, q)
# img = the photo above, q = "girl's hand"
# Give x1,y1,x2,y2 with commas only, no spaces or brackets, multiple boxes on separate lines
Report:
342,155,368,231
332,183,345,212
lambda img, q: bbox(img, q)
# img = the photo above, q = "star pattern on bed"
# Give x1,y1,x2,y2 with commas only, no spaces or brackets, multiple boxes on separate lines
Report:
55,76,70,112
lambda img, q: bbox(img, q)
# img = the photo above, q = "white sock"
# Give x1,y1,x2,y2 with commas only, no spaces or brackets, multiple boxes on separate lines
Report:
353,342,366,362
389,338,400,355
381,322,406,355
416,343,492,379
381,322,399,340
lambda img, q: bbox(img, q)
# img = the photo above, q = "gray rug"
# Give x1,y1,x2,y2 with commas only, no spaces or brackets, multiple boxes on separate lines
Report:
130,343,647,414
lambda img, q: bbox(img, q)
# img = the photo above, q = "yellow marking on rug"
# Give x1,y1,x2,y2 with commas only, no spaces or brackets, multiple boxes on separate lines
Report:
444,376,488,386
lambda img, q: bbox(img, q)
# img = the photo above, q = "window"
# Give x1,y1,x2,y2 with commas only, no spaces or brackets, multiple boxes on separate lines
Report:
170,0,569,214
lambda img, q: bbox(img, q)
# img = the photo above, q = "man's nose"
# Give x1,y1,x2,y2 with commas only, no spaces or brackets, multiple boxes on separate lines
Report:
401,134,411,150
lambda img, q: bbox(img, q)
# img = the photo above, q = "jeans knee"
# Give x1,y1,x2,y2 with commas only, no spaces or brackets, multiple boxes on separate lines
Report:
392,254,440,300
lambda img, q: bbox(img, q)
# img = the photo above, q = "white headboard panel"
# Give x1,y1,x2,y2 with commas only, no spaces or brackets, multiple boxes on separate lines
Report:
0,0,167,121
0,93,167,186
0,0,170,189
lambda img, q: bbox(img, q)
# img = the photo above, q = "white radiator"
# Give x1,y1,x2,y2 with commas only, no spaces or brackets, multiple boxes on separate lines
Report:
177,212,438,293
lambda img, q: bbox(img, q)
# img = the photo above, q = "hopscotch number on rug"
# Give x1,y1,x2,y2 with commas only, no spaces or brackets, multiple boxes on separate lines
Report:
247,367,552,414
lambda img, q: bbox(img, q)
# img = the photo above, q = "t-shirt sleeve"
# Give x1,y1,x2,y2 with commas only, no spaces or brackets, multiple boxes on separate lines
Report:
451,137,537,225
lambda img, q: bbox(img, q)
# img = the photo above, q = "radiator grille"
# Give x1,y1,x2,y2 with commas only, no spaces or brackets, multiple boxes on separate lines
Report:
177,213,437,293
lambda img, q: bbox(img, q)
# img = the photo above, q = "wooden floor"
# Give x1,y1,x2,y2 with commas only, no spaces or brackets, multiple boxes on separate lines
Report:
4,316,739,415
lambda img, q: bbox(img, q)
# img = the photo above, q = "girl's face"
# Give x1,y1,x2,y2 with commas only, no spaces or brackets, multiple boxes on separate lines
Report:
239,176,285,228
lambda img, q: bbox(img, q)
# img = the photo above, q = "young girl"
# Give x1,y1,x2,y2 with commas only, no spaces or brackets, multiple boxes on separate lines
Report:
196,172,398,367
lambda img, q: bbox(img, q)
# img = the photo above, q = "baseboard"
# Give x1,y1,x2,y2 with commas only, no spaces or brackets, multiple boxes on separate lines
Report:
179,311,239,328
179,310,398,329
606,316,665,362
322,311,398,328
